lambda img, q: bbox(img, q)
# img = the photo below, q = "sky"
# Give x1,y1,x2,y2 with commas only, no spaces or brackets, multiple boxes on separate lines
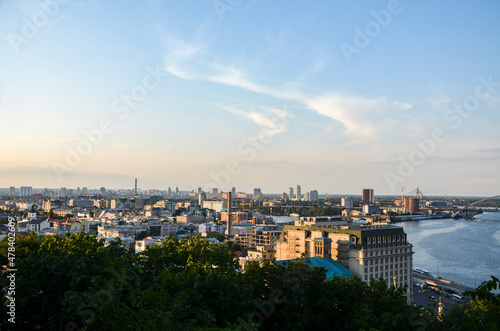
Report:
1,0,499,197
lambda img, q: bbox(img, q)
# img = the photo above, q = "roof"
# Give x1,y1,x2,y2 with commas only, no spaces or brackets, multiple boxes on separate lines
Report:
275,257,355,279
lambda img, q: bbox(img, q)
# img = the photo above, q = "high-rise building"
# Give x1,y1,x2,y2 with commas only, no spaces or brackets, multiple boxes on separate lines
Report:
362,189,374,203
310,190,319,201
341,197,353,209
167,187,172,196
253,188,262,199
20,186,32,197
231,187,236,197
296,185,301,201
403,197,420,214
225,192,232,236
198,192,206,206
100,187,106,195
282,192,288,201
59,187,67,198
9,187,15,197
289,187,294,201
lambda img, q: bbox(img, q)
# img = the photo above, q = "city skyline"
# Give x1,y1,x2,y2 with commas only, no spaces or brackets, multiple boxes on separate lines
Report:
1,1,500,196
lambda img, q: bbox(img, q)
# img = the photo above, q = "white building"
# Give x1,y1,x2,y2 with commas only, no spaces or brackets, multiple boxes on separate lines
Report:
135,236,164,253
20,186,32,197
341,197,354,209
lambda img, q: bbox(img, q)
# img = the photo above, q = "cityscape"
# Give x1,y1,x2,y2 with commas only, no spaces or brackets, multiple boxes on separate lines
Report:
1,0,500,330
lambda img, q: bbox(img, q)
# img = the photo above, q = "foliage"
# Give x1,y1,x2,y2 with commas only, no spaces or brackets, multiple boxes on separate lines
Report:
1,232,498,330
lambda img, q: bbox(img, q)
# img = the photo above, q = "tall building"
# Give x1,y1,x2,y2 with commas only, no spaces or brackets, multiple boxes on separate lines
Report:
282,192,288,201
225,192,232,236
310,189,319,201
362,189,374,203
231,187,236,198
20,186,32,197
9,186,15,197
403,197,420,214
59,187,67,198
296,185,301,201
341,197,353,208
167,187,172,196
304,192,310,201
198,192,206,206
289,187,294,201
276,222,414,303
253,188,262,199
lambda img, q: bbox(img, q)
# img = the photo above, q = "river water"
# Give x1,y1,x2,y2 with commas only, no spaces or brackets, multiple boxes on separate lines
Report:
270,213,500,290
400,213,500,291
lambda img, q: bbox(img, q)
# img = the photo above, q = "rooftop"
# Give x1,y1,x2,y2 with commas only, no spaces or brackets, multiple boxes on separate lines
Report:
275,256,354,279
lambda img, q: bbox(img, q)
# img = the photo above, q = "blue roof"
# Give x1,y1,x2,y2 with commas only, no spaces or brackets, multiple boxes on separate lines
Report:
275,257,354,279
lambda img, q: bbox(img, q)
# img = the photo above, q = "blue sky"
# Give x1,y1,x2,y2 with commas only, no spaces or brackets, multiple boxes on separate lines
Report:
1,0,499,196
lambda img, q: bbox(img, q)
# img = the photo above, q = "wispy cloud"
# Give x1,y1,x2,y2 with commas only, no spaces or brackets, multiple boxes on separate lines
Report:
159,30,411,141
305,94,409,140
224,106,290,138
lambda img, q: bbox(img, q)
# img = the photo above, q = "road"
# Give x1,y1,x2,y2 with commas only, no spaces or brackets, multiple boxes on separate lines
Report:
412,284,469,313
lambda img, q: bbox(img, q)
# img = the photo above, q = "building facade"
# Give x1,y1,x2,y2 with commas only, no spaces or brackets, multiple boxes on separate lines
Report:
276,223,414,303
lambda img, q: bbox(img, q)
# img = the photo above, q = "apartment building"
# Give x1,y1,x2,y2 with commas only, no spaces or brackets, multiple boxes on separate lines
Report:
276,223,414,303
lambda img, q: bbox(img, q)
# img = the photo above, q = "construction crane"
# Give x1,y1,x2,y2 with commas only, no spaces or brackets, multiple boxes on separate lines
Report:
241,202,252,212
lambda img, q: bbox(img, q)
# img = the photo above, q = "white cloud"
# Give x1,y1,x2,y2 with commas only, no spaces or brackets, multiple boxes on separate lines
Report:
160,32,411,141
305,94,408,139
224,106,290,138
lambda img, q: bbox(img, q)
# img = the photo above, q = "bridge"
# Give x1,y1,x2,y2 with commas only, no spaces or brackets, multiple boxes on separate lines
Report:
451,195,500,218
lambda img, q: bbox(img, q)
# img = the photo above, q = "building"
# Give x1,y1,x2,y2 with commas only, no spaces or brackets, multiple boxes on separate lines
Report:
310,190,319,201
17,219,50,233
362,189,374,203
202,200,227,212
246,245,276,261
276,223,414,303
135,237,164,253
161,222,179,236
176,215,205,224
234,225,282,250
403,197,420,214
20,186,32,197
341,197,353,209
221,211,248,224
275,257,354,280
363,204,380,215
198,192,206,205
69,199,94,208
294,216,347,228
152,200,175,214
199,223,225,235
9,187,15,197
289,187,294,201
296,185,301,201
304,192,310,201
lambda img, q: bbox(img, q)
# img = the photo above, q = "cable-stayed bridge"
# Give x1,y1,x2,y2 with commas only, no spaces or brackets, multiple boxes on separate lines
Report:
451,195,500,218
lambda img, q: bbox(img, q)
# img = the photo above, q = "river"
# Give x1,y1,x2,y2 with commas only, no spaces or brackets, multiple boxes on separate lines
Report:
400,212,500,291
269,213,500,291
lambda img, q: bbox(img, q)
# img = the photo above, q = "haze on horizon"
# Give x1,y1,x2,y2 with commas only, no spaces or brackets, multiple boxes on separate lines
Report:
1,0,499,197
